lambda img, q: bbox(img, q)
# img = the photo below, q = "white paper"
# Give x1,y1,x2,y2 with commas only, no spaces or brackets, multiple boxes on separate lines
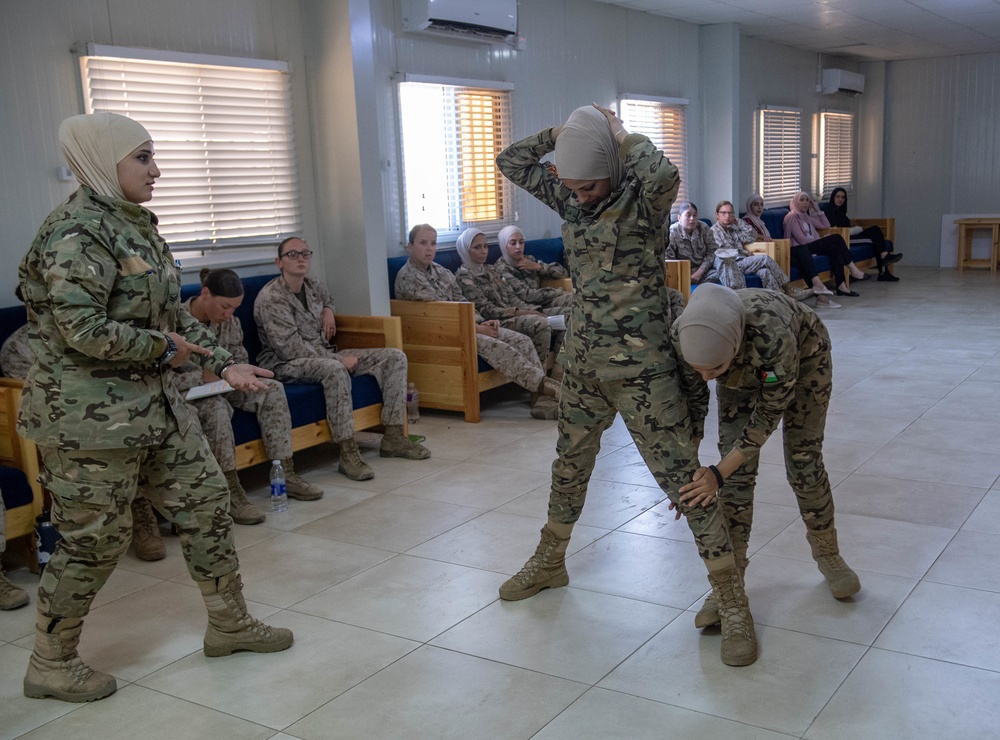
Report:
185,380,235,401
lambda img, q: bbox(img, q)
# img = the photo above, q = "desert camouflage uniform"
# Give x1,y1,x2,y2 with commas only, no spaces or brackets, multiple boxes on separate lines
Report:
497,128,729,561
169,297,294,469
667,220,721,284
395,260,546,392
710,220,790,292
493,259,574,315
1,324,34,379
455,265,552,362
254,276,406,443
18,186,237,618
685,289,837,555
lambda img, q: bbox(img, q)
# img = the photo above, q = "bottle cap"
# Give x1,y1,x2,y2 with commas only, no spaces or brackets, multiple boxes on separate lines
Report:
272,459,280,465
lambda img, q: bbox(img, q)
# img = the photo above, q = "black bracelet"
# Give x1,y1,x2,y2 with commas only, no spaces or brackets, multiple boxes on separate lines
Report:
707,465,725,490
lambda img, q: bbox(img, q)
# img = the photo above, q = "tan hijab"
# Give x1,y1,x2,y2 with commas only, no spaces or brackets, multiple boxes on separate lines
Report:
59,112,152,201
743,194,768,237
675,284,746,368
554,106,625,189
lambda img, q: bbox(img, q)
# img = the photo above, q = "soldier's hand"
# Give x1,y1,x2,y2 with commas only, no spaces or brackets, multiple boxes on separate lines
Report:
592,103,627,142
322,307,337,342
340,355,359,373
476,321,499,338
221,363,274,392
165,332,212,368
515,257,542,272
679,467,719,506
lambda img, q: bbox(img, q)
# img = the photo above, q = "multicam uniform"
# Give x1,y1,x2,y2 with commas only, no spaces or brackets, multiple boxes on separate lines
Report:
667,220,721,285
492,259,574,315
394,260,547,392
683,289,837,566
710,220,792,292
171,297,295,470
455,264,552,362
18,186,237,618
253,276,407,443
497,128,729,561
0,324,33,379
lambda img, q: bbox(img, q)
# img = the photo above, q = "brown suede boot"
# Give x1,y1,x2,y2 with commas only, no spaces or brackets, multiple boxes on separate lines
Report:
695,537,748,629
281,457,324,501
131,496,166,561
706,556,758,667
499,524,571,601
806,527,861,598
338,438,374,481
23,616,117,702
379,425,431,460
198,572,293,657
224,470,266,525
0,568,29,610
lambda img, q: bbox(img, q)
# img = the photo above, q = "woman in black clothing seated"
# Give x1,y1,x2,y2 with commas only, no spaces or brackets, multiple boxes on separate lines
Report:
822,187,902,282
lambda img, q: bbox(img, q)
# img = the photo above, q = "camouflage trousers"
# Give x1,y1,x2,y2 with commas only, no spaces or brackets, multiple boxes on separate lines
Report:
716,370,836,553
715,254,788,292
36,414,237,619
276,348,407,442
549,370,731,562
477,328,545,393
499,314,552,364
0,496,5,553
190,378,293,471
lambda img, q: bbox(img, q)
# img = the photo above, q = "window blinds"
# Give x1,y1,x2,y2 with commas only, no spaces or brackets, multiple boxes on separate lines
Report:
758,108,802,207
820,112,855,196
620,98,689,213
80,48,302,250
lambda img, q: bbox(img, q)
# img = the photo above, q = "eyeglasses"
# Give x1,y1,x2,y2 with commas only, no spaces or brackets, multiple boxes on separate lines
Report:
717,210,735,216
281,250,313,260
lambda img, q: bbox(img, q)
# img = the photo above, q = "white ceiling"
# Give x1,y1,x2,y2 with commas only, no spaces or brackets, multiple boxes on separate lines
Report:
591,0,1000,60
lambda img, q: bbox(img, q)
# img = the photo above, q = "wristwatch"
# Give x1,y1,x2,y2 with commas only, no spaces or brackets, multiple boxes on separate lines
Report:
160,335,177,365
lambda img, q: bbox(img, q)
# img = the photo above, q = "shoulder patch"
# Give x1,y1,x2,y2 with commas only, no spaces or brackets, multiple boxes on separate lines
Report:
760,368,780,383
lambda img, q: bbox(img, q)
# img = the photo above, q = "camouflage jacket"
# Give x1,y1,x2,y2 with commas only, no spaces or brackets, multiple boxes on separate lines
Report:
455,265,539,320
496,128,680,380
17,186,231,448
1,324,34,379
492,259,570,306
253,275,338,373
710,220,757,258
169,296,250,393
667,221,718,274
683,289,832,459
394,260,486,323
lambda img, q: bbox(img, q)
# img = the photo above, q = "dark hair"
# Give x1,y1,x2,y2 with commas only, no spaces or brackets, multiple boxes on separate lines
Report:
679,202,698,215
14,284,24,304
277,236,303,257
200,268,243,298
828,188,848,212
407,223,436,245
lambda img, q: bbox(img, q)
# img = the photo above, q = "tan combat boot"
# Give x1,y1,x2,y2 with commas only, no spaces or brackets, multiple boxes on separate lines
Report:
198,572,293,657
337,438,374,481
224,470,266,525
0,568,29,610
706,556,758,666
23,616,117,702
499,524,571,601
695,536,749,629
806,527,861,598
379,425,431,460
131,496,166,561
281,457,324,501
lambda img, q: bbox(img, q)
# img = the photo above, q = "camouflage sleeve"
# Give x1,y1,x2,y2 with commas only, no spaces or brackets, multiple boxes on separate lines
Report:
456,269,511,320
665,287,686,322
670,327,708,440
733,340,801,459
175,305,231,373
314,278,336,313
225,320,250,366
621,134,680,222
496,129,571,218
0,325,34,379
538,261,568,280
698,226,718,274
167,359,203,393
257,291,326,362
395,266,445,302
736,220,757,246
665,229,680,260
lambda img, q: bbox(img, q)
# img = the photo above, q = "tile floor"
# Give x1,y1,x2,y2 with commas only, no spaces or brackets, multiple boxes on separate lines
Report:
2,266,999,739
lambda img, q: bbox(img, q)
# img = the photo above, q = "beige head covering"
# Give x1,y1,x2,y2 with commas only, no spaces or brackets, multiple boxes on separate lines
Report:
455,227,486,270
58,112,152,201
498,224,524,266
554,106,625,190
744,193,768,236
675,284,746,368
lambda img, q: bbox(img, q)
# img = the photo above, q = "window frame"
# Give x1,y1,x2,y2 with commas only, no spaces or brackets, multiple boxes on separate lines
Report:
618,94,690,216
758,106,803,208
819,110,855,197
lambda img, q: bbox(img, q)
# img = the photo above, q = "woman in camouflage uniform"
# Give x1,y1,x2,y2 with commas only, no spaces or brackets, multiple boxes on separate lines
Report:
17,112,291,703
496,104,758,667
493,225,573,316
667,203,721,285
674,284,861,630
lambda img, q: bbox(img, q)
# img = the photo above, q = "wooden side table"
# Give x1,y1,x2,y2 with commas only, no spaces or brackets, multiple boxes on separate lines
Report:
955,218,1000,272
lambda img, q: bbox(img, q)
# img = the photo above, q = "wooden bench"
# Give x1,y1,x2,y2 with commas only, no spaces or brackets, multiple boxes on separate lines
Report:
0,378,43,571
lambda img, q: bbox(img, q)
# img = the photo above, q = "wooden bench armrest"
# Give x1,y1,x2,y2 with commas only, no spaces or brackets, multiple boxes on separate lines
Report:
818,226,851,243
335,314,403,351
664,260,691,304
540,277,572,291
852,217,895,242
0,379,44,522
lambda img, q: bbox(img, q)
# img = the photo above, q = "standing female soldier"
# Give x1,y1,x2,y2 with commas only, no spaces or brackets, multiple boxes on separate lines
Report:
496,104,757,667
674,284,860,629
18,113,291,703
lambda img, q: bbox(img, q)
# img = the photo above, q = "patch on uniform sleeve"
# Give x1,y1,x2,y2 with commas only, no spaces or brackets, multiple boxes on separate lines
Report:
760,369,780,383
119,255,153,276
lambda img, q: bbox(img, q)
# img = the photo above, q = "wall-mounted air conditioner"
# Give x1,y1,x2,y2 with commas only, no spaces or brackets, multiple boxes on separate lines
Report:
822,68,865,95
401,0,518,45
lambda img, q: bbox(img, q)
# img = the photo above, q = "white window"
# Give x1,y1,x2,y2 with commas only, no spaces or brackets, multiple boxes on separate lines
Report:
619,96,689,215
79,44,302,258
758,107,802,207
820,111,855,196
398,77,513,242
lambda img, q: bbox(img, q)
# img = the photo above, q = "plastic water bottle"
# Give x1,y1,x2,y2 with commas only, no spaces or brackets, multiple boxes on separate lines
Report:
35,510,61,572
406,382,420,423
270,460,288,512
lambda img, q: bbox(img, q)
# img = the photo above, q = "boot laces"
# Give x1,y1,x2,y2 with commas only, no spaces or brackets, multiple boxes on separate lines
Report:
220,589,274,637
715,575,753,639
61,655,97,685
512,538,558,584
132,500,158,537
814,536,851,574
